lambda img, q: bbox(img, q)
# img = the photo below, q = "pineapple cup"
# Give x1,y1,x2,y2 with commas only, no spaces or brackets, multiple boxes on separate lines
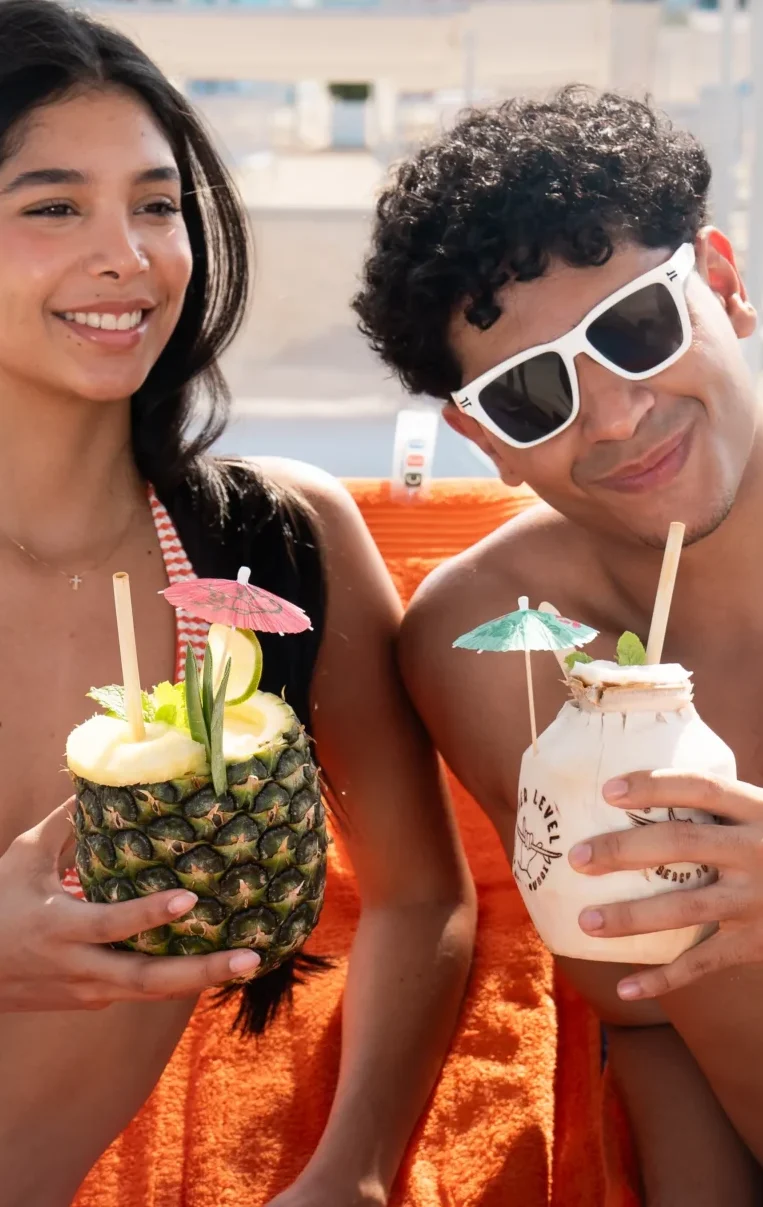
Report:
66,636,328,979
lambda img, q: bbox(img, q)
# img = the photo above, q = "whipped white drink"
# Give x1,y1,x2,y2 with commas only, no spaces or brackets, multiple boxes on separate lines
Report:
513,660,736,963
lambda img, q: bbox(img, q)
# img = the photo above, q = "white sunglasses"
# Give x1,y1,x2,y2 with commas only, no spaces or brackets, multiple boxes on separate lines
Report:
452,243,695,450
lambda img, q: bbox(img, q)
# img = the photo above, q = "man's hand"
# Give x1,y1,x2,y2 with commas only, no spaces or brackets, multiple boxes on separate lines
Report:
568,770,763,1001
1,802,260,1011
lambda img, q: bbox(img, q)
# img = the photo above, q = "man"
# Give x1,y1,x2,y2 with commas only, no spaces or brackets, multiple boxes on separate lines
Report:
354,88,763,1202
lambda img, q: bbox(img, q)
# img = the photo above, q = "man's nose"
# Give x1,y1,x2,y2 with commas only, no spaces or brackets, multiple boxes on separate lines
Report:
575,353,657,443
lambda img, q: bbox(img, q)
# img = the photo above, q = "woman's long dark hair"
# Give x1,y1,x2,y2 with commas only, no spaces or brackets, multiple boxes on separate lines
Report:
0,0,250,494
0,1,331,1035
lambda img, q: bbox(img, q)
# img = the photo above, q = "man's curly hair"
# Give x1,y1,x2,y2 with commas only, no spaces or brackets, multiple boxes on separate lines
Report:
352,87,711,400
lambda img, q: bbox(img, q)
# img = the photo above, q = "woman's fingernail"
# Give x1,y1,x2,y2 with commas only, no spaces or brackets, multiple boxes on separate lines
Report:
579,908,604,932
603,778,629,801
618,981,643,1001
569,842,592,869
229,951,261,975
167,891,198,916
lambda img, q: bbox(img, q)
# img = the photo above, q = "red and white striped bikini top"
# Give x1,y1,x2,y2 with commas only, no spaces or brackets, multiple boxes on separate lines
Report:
62,488,208,900
148,484,209,681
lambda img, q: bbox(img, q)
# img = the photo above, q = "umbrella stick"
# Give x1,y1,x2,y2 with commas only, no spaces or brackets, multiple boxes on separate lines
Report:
524,648,538,754
112,573,146,743
645,522,686,665
212,566,252,692
213,628,234,693
539,601,571,678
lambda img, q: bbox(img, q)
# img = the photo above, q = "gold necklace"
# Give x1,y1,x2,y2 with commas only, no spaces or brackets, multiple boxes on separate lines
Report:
2,505,138,591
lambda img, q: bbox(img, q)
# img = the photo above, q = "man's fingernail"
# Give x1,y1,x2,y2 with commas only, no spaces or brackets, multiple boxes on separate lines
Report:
229,951,261,975
167,891,197,916
579,908,604,932
569,843,592,869
603,778,629,801
618,981,643,1001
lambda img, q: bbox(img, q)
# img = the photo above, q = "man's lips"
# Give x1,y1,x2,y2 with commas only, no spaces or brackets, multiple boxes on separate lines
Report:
590,427,694,494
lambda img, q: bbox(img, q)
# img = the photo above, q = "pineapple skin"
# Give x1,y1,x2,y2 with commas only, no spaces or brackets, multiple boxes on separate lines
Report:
72,720,327,974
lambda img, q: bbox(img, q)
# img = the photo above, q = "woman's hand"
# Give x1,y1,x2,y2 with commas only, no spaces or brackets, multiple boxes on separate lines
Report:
1,801,260,1011
569,770,763,1001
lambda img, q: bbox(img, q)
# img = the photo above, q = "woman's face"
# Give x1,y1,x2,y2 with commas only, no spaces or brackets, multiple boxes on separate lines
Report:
0,87,193,405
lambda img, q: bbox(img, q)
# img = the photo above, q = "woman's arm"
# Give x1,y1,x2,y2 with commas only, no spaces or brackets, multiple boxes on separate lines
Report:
265,461,476,1205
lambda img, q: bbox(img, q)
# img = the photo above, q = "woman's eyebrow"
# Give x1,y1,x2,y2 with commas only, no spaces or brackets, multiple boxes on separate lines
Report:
0,164,180,195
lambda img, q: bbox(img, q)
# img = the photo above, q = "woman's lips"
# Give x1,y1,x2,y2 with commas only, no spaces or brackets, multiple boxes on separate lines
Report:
592,428,694,494
54,308,152,350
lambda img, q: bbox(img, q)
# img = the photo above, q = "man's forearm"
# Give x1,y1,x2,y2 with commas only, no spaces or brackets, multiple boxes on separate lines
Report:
300,899,476,1198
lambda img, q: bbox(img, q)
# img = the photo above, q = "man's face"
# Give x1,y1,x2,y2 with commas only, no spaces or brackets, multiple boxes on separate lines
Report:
447,236,758,547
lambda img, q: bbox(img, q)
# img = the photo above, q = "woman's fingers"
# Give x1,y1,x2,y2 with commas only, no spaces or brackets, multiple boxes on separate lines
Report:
601,770,763,824
569,819,754,876
9,801,77,875
76,944,261,1001
51,889,202,944
578,882,743,939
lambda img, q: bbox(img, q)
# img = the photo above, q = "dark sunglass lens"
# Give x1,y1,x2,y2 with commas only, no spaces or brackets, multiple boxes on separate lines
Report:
479,352,574,444
587,283,684,374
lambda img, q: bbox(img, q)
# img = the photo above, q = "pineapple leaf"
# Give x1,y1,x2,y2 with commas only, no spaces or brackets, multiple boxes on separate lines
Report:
202,643,214,732
210,657,232,798
184,645,210,753
616,631,647,666
564,650,594,669
88,685,155,722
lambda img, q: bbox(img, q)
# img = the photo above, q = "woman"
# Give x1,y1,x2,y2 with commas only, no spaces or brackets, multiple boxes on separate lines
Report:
0,4,476,1204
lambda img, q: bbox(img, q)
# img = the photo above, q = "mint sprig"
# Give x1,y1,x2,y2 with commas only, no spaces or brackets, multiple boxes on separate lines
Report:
616,632,647,666
564,651,594,670
88,685,155,722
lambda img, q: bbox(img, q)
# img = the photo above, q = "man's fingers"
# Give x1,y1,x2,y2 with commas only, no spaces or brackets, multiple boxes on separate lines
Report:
601,770,763,824
616,934,749,1001
569,819,754,875
578,883,741,938
80,945,261,999
53,888,204,944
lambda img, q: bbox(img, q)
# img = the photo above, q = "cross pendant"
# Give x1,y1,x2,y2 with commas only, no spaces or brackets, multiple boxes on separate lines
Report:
70,574,83,590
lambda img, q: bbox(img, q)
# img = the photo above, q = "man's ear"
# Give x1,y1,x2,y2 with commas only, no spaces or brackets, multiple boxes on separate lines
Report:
695,227,757,339
442,403,525,487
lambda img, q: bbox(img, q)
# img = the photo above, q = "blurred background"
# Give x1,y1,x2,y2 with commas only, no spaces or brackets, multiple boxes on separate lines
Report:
77,0,760,477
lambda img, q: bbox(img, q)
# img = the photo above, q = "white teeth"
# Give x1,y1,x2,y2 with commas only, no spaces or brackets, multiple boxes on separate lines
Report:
61,309,144,331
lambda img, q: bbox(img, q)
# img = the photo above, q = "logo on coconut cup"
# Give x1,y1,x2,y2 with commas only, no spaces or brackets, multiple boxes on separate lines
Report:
625,807,711,886
513,786,563,892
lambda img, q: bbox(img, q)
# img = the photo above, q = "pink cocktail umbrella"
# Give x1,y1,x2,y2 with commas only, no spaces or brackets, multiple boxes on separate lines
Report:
162,566,312,635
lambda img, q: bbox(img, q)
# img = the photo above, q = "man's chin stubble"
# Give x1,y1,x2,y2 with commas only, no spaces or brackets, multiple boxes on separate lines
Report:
637,491,736,550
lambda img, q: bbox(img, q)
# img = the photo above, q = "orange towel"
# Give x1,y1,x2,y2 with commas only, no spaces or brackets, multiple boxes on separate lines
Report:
73,479,638,1207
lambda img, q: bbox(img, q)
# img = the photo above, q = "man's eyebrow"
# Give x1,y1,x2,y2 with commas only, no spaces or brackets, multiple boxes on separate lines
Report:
0,165,181,195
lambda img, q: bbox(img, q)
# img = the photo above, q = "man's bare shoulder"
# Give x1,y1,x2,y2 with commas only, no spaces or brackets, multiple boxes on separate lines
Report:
403,500,597,642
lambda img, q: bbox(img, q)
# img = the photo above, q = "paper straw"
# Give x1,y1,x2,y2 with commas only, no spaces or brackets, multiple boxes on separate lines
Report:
113,572,146,742
645,522,686,665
